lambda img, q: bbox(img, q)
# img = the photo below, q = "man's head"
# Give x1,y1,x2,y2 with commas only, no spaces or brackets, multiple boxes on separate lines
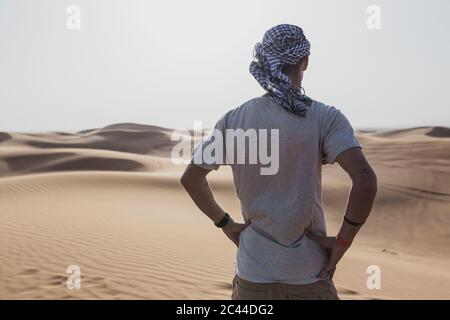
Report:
249,24,312,116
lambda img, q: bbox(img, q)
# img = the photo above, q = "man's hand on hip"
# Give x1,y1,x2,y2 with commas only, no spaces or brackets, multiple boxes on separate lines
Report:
305,229,350,279
222,220,250,247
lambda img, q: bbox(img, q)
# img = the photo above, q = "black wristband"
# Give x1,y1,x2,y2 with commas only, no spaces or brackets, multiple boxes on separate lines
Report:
344,216,365,227
215,213,231,228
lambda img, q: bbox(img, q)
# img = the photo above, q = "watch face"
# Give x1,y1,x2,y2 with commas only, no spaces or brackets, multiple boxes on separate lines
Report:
222,217,231,228
215,213,230,228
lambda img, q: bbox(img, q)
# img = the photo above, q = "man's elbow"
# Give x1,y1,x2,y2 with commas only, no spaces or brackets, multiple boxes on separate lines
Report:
180,171,191,189
180,165,201,190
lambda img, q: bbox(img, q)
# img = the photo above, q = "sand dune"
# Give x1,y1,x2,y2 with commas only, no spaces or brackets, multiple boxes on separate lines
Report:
0,124,184,177
369,126,450,139
0,124,449,299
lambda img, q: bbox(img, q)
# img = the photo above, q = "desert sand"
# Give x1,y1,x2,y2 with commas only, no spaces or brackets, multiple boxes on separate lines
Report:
0,123,449,300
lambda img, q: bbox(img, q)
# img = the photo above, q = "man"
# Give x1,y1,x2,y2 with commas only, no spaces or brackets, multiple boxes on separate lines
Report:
180,24,377,300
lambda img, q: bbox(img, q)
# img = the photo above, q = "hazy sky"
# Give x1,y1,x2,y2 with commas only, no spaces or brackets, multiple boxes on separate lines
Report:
1,0,449,132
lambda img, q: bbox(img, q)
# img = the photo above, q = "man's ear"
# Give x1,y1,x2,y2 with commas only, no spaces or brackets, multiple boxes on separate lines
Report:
302,55,309,71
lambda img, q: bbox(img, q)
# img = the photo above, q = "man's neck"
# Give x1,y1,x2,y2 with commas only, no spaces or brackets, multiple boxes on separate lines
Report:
288,74,301,87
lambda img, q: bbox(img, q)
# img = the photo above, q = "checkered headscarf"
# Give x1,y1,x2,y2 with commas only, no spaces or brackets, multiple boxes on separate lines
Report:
250,24,313,116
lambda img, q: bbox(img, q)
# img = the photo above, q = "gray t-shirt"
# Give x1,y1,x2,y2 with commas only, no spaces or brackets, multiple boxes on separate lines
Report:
191,96,361,284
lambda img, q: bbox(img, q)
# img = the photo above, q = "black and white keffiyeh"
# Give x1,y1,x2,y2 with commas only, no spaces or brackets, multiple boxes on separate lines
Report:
250,24,313,116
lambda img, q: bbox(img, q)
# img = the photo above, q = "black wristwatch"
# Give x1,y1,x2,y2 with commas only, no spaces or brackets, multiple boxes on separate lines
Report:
214,213,231,228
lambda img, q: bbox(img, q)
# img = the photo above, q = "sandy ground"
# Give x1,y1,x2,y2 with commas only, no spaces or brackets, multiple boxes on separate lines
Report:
0,123,449,300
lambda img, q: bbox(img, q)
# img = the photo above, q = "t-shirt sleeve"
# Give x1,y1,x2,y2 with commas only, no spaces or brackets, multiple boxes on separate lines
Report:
321,107,361,164
190,114,228,171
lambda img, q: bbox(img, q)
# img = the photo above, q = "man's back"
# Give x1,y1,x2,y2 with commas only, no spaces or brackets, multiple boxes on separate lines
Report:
194,96,361,284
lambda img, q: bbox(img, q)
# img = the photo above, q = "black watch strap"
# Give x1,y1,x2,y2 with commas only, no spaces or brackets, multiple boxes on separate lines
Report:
215,213,231,228
343,216,365,227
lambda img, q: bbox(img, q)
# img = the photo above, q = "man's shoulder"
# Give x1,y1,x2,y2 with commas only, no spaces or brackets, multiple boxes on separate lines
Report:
309,100,347,126
219,96,270,121
234,96,270,112
229,96,337,115
310,99,339,114
218,97,343,126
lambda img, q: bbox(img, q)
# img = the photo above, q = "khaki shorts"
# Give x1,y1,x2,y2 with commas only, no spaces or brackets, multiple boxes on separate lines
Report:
231,275,339,300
